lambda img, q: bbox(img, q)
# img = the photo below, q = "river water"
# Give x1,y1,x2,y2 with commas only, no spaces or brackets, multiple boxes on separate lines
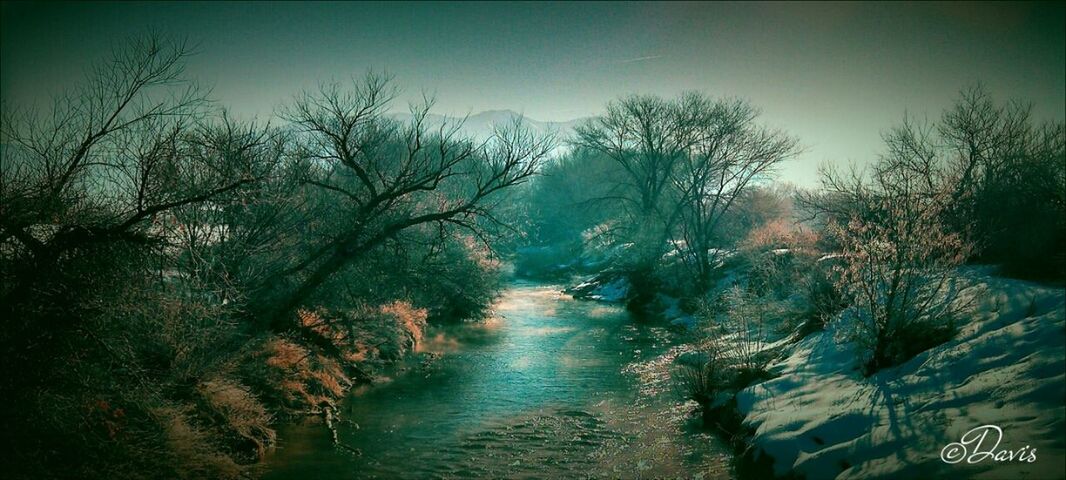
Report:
263,281,735,479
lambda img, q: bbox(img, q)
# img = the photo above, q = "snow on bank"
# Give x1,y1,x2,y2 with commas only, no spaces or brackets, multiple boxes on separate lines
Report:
657,294,698,329
565,275,700,329
735,274,1066,479
567,276,632,302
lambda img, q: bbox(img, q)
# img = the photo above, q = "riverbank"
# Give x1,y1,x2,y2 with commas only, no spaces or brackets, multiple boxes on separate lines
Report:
562,265,1066,480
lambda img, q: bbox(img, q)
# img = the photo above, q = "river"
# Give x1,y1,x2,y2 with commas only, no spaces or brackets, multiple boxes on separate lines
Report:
263,281,735,479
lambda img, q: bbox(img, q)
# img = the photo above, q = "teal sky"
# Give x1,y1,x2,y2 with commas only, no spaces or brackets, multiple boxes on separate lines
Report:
2,1,1064,186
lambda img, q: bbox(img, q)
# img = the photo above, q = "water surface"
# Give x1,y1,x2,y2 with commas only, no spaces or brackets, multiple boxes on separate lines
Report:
264,281,734,479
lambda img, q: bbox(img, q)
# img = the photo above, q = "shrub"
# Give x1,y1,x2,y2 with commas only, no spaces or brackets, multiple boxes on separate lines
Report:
675,343,775,408
936,88,1066,280
737,216,820,301
239,300,428,415
343,302,428,361
742,217,817,252
677,286,780,407
335,233,500,323
195,378,276,462
974,124,1066,279
830,193,972,374
798,257,847,334
675,348,725,406
159,406,245,480
715,287,781,374
380,301,428,348
240,336,351,413
744,249,793,299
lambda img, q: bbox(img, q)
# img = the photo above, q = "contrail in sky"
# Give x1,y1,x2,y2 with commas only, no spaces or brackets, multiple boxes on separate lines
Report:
617,55,662,64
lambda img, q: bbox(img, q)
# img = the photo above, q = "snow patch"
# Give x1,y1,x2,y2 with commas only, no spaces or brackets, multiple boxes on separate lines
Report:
735,275,1066,479
566,274,632,303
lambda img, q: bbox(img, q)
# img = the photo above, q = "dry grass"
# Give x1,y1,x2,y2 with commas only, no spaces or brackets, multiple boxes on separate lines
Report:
159,406,244,480
380,300,428,348
743,217,818,254
674,348,725,406
247,336,353,412
196,378,276,460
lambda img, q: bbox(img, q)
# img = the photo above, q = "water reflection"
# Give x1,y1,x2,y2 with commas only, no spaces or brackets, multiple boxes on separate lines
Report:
264,281,734,479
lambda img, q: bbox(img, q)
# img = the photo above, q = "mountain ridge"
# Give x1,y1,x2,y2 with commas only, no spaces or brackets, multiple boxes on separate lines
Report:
386,109,589,141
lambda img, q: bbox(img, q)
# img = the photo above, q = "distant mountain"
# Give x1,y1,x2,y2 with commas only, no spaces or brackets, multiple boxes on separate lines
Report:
386,109,589,143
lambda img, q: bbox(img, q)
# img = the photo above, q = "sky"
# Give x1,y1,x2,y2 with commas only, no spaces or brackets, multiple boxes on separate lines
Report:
2,1,1064,186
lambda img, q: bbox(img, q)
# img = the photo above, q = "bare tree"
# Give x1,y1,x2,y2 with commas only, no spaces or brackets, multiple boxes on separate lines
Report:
807,106,979,373
257,74,556,329
169,115,295,305
575,92,798,293
0,36,291,479
573,94,705,270
802,84,1065,278
0,35,261,320
939,84,1032,205
672,98,800,289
